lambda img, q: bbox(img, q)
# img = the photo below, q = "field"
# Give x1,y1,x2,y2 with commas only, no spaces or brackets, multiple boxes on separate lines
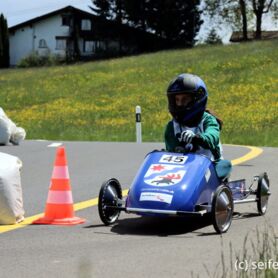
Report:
0,40,277,146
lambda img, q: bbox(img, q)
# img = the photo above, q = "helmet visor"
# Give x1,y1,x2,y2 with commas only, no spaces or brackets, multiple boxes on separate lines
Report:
175,94,194,109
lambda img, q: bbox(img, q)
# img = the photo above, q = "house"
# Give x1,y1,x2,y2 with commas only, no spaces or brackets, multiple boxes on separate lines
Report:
230,30,278,42
8,5,170,66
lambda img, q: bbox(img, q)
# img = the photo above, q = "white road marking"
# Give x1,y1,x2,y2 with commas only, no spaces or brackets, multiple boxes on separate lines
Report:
47,142,63,147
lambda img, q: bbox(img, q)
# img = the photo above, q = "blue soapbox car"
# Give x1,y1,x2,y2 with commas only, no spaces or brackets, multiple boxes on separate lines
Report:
98,150,270,233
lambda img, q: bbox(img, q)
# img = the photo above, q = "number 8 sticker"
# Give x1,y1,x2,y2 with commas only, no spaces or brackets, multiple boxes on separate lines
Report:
159,154,187,164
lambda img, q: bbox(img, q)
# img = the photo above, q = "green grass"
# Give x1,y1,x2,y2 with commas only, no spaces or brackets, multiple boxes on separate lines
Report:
0,40,277,146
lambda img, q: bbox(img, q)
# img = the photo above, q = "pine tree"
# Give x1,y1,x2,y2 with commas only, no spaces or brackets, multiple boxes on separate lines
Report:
145,0,202,46
91,0,125,23
123,0,148,30
205,28,223,44
91,0,203,47
91,0,111,19
179,0,203,46
0,13,9,68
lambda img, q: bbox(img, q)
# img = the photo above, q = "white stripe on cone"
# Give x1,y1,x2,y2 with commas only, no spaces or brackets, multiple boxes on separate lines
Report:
47,191,73,204
51,166,70,179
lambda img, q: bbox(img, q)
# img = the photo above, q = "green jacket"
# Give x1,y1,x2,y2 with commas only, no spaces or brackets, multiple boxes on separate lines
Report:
164,112,222,161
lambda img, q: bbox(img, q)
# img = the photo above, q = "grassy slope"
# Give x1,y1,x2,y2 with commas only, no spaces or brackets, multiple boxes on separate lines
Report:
0,40,277,146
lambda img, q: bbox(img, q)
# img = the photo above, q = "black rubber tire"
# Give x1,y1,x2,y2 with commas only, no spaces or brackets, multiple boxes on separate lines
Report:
256,173,270,215
211,185,234,234
98,178,122,225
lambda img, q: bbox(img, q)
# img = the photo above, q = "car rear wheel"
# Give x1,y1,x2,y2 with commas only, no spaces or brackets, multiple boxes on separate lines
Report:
211,185,234,234
256,173,270,215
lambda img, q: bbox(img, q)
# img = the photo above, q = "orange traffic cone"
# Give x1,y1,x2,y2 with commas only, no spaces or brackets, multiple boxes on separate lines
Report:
33,146,85,225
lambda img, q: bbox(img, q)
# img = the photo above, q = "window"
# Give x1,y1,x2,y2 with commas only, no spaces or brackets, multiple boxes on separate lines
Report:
39,39,47,48
81,19,91,31
56,38,67,50
95,41,106,50
62,15,71,26
84,40,95,53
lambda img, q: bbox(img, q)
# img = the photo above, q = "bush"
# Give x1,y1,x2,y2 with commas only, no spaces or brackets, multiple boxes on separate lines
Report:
205,28,223,45
17,52,64,68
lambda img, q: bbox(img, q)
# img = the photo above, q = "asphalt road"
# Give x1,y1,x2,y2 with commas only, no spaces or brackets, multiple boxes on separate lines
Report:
0,141,277,278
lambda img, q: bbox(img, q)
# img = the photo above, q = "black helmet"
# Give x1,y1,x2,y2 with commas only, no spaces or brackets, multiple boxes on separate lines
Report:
167,73,208,126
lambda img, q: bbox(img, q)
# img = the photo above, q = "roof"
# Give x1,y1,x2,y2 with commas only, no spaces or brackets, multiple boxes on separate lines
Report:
230,31,278,42
8,5,95,31
0,0,95,28
7,4,170,49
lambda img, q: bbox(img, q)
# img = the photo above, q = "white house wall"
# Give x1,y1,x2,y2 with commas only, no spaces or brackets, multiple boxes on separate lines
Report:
9,15,70,65
9,27,33,65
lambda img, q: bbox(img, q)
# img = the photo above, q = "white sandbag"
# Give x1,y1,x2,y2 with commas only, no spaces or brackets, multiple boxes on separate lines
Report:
0,108,12,145
0,152,25,224
10,127,26,145
0,107,26,145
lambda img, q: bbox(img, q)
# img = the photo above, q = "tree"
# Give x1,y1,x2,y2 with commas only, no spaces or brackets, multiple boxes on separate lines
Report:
137,0,203,46
203,0,249,41
0,13,9,68
205,28,223,44
122,0,148,31
91,0,111,19
239,0,248,40
91,0,125,53
204,0,277,41
92,0,124,23
251,0,275,39
91,0,203,47
115,0,124,24
179,0,203,45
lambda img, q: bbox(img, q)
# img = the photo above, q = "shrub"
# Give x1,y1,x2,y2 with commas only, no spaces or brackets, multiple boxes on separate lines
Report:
17,52,64,68
205,28,223,45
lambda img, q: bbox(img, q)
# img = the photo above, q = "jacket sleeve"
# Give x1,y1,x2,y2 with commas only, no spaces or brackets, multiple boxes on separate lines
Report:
193,113,220,155
164,121,180,152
